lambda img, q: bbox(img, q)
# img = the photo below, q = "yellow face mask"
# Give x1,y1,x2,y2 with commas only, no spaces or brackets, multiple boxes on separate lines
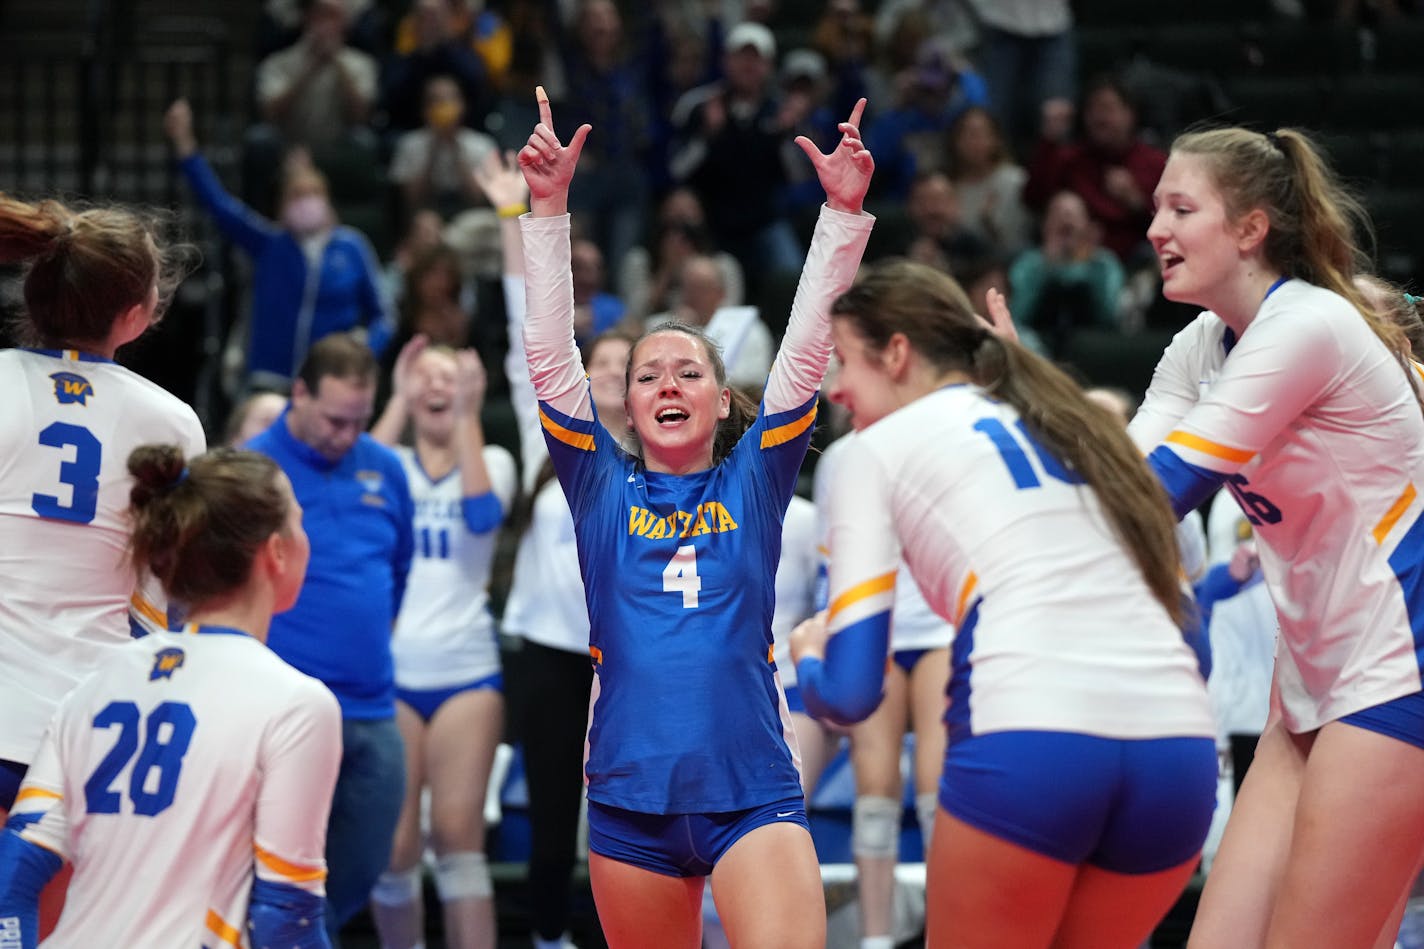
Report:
426,100,462,131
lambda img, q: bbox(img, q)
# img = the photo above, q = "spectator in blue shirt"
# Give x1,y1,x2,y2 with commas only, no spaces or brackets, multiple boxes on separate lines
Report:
246,332,415,945
165,99,394,393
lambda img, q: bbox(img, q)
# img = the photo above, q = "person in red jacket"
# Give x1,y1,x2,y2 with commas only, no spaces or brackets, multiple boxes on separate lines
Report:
1024,75,1165,266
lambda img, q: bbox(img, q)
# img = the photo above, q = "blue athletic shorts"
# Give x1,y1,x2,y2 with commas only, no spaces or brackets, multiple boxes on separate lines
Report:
783,683,805,714
892,648,931,676
939,730,1218,874
1339,689,1424,750
587,796,810,878
0,759,26,812
395,672,502,722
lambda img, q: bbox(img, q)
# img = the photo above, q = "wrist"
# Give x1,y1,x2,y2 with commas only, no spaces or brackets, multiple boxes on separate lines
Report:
529,195,568,217
826,198,862,215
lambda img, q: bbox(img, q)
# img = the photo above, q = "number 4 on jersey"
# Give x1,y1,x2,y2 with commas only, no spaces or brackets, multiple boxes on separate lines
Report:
663,544,701,608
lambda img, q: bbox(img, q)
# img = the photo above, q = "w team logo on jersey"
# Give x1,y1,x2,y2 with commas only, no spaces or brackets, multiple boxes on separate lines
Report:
149,647,186,681
49,371,94,405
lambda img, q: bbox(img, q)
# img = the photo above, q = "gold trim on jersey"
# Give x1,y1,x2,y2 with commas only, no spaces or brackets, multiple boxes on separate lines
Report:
1165,430,1255,465
1373,483,1418,545
254,843,326,883
14,787,61,805
129,591,166,629
205,909,242,947
954,572,979,625
760,404,817,449
828,571,895,623
539,408,596,451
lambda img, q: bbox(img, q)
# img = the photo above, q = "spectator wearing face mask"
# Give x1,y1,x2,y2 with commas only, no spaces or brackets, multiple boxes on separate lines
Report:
389,74,499,221
166,99,394,393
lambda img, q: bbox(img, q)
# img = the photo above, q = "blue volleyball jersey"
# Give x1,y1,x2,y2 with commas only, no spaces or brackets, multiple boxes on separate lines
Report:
521,205,873,814
541,394,816,812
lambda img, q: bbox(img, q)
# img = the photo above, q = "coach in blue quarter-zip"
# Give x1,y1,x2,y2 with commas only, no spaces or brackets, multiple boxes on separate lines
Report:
247,331,414,946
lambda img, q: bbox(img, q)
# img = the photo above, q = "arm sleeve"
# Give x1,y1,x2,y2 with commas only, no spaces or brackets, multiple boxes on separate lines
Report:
762,205,875,416
178,153,280,257
6,714,72,864
253,685,342,899
1128,315,1214,451
519,215,591,423
461,446,518,534
247,878,331,949
502,273,551,494
796,439,897,725
0,831,63,949
1144,305,1345,518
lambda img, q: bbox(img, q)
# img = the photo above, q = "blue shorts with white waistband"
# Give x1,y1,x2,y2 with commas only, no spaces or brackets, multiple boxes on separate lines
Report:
588,796,809,878
939,730,1218,874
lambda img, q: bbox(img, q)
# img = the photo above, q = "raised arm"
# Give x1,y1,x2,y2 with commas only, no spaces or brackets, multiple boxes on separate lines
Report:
164,99,279,257
764,99,876,415
453,349,505,534
369,335,427,446
474,149,548,489
248,686,342,949
517,88,595,421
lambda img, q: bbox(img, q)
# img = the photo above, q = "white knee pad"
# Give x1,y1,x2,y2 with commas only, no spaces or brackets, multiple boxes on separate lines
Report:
370,865,422,907
852,795,901,860
434,850,492,901
916,792,938,855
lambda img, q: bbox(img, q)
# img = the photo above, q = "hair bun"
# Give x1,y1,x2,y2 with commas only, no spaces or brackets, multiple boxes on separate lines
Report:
128,444,189,509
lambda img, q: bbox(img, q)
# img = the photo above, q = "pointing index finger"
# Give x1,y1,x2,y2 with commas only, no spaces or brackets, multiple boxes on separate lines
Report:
536,85,554,135
847,97,866,131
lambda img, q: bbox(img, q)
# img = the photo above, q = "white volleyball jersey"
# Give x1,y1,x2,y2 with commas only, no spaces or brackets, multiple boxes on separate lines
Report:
8,626,340,949
771,495,820,684
814,436,954,652
0,349,206,764
391,444,518,689
1130,281,1424,732
827,386,1214,742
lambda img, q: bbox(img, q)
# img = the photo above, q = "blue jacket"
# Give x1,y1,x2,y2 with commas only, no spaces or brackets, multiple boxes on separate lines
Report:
248,411,414,719
179,154,393,388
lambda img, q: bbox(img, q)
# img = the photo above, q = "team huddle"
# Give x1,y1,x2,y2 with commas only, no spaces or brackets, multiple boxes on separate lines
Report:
2,88,1424,949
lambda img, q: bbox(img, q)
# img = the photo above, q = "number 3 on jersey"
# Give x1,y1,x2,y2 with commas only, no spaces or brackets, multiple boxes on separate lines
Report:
32,421,102,524
663,545,701,608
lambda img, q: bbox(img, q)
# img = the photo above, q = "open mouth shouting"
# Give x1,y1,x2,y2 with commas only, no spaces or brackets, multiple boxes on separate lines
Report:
656,405,690,425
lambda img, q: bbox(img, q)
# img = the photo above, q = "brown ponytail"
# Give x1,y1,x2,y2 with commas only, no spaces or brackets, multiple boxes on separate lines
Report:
0,193,196,350
832,259,1187,626
128,445,290,608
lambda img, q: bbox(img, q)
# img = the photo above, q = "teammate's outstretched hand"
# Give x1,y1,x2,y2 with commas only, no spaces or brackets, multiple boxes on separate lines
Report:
518,86,591,216
789,610,831,666
795,98,874,215
472,148,528,212
392,333,430,403
979,286,1020,343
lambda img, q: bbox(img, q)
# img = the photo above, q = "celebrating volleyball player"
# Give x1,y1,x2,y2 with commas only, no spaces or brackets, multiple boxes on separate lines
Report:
517,88,874,948
793,259,1216,949
0,445,339,948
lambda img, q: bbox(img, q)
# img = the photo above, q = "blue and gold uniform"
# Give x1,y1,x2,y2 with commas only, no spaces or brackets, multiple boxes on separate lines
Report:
520,205,873,829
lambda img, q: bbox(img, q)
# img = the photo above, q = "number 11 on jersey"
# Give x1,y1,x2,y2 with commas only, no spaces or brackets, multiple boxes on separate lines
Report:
663,545,701,608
